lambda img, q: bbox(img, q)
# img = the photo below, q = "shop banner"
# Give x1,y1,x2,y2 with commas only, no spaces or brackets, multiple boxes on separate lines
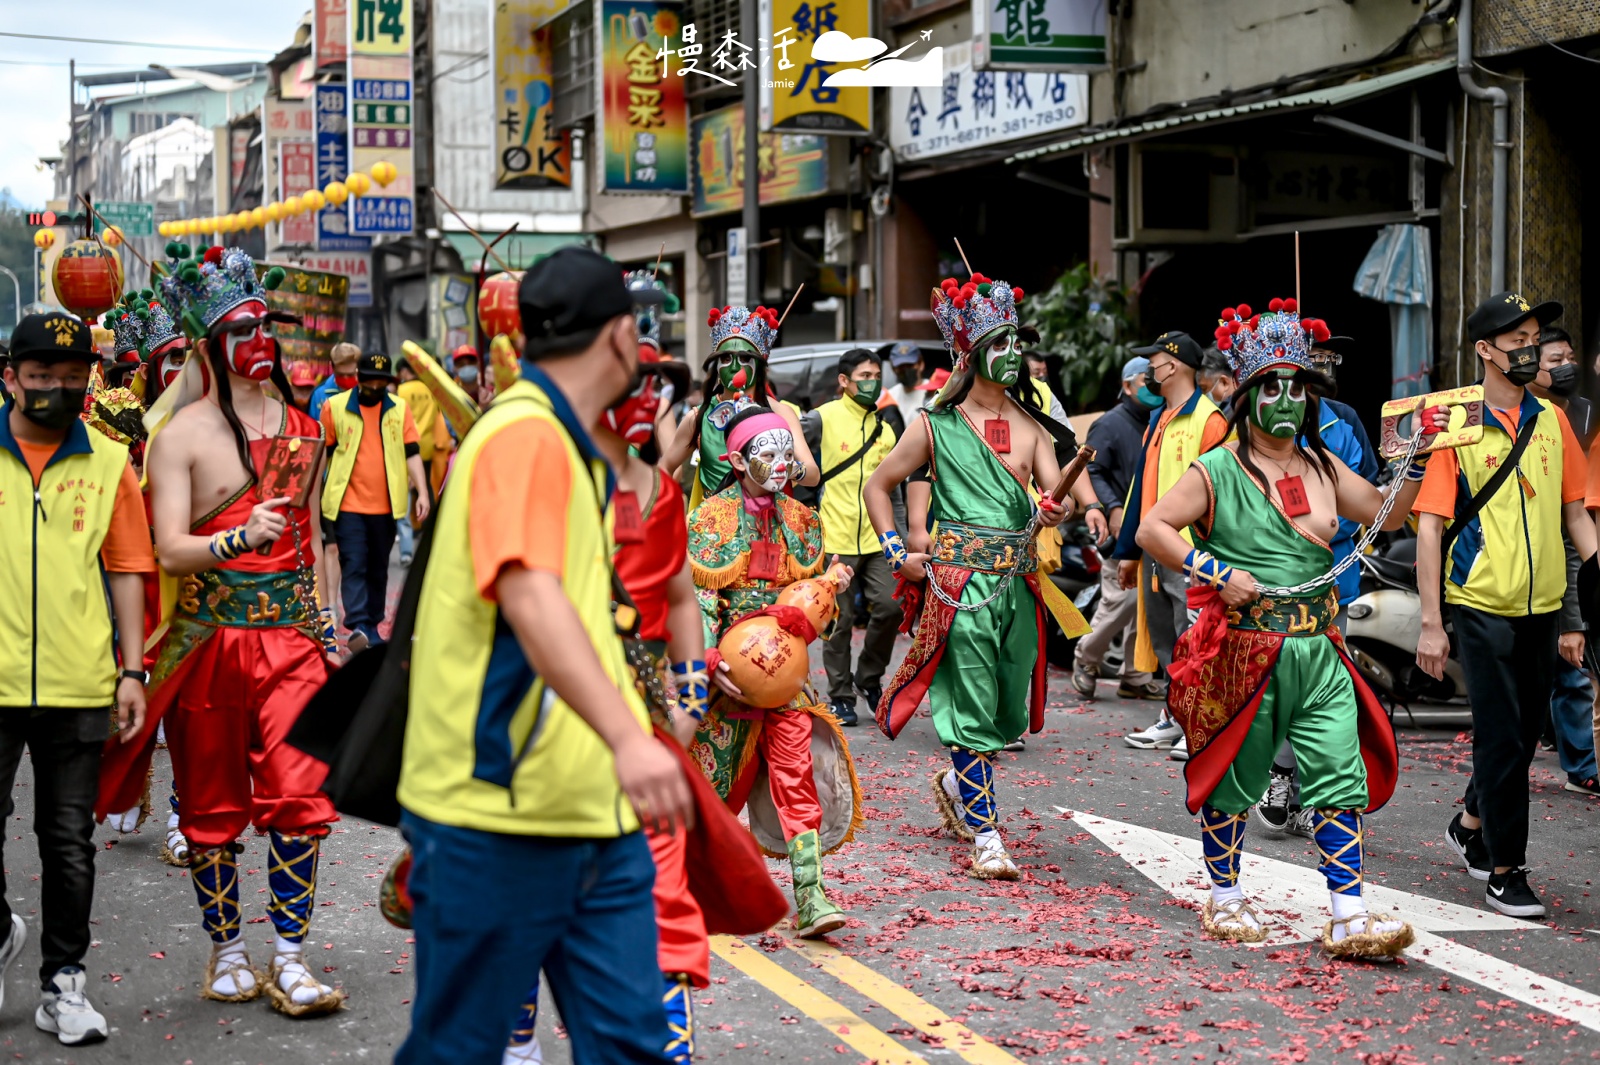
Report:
350,0,415,234
598,0,688,194
256,262,350,373
492,0,573,190
314,84,371,250
279,141,317,246
761,0,870,134
293,250,374,308
262,97,312,248
888,41,1086,162
690,104,829,217
314,0,349,69
973,0,1109,71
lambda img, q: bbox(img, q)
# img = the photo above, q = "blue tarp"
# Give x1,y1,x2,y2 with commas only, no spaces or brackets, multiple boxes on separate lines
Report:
1353,223,1433,399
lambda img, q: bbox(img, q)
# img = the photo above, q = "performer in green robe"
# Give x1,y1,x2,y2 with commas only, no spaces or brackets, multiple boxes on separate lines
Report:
1138,295,1435,960
863,270,1102,880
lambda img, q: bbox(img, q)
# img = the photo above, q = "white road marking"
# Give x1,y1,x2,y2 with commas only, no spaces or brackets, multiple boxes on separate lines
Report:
1063,808,1600,1033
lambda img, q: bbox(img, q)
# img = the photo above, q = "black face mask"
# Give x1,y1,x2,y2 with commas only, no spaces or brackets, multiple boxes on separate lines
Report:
895,366,920,388
18,386,86,431
358,385,387,407
1495,343,1540,387
1547,362,1579,398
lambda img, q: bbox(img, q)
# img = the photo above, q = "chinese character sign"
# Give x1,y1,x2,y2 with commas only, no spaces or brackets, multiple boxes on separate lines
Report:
974,0,1108,72
261,97,312,248
765,0,870,134
280,141,318,245
255,262,350,372
888,41,1086,161
314,84,370,250
492,0,573,190
350,0,415,234
315,0,349,68
598,0,688,194
690,104,830,217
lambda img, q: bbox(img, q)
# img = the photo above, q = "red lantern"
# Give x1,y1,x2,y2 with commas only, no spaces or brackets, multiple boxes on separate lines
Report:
478,270,524,340
52,239,124,320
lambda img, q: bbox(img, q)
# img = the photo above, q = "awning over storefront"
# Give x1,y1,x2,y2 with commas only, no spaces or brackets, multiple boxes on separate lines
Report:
1008,58,1455,164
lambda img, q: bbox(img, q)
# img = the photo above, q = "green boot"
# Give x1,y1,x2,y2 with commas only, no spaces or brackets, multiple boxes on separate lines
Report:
788,830,847,938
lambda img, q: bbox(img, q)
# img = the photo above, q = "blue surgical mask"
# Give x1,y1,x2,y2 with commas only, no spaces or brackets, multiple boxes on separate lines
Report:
1136,385,1163,409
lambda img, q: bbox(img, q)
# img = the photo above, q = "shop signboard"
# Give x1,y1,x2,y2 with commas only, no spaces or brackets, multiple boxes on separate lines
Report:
973,0,1109,71
315,0,349,68
761,0,871,134
491,0,573,189
95,201,155,238
279,141,317,246
313,84,370,251
597,0,689,194
690,104,829,217
256,262,350,373
349,0,415,234
888,41,1086,162
292,250,374,308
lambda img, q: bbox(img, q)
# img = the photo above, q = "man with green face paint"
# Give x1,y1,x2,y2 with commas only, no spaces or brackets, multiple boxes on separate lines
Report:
662,305,821,509
800,350,901,726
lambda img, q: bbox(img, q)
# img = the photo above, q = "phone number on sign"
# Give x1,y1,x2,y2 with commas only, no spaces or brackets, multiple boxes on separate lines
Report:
899,106,1079,158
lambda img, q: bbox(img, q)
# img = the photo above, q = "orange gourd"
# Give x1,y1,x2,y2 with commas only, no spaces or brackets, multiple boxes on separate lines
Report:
717,564,850,709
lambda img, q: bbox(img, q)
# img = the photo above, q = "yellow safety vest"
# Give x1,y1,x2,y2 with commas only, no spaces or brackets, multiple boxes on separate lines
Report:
321,389,409,521
399,375,649,837
397,380,441,462
816,398,897,555
1442,395,1571,616
0,416,127,708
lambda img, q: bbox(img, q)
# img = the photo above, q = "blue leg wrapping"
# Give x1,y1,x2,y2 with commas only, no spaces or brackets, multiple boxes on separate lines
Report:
266,832,321,943
1199,804,1248,888
949,749,997,833
663,973,694,1064
1312,808,1364,895
507,985,539,1049
190,846,243,944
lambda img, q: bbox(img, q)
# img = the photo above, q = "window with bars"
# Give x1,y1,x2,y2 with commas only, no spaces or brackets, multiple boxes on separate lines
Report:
682,0,745,106
551,0,596,131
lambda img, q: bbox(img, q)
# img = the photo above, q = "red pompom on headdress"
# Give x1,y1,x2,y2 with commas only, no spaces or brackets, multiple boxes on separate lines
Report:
203,246,224,265
1012,286,1024,300
1268,297,1285,313
1282,297,1298,313
1235,303,1253,320
707,307,722,326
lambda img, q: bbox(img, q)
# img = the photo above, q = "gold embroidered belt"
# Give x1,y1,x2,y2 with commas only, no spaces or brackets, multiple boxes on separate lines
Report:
177,568,314,628
927,519,1038,575
1227,586,1339,637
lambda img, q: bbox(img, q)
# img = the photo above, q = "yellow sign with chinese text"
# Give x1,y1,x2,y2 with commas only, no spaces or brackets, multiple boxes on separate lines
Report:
766,0,871,134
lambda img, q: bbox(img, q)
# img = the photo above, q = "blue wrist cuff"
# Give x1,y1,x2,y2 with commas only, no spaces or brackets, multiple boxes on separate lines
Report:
1183,548,1233,590
880,530,907,573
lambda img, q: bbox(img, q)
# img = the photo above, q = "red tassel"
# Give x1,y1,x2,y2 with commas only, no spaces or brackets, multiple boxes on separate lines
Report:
1168,585,1228,687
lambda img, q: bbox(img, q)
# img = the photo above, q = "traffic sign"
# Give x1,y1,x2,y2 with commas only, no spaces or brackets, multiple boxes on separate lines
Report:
94,202,156,238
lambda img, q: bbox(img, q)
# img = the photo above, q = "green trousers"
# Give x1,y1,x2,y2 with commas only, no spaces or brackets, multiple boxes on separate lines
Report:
1206,635,1369,815
927,572,1036,754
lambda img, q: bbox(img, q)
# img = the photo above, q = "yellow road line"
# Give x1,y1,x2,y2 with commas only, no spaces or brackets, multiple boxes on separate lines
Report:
709,935,927,1064
786,937,1025,1065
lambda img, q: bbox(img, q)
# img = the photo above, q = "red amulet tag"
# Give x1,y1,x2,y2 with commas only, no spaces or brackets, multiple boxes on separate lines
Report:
984,419,1011,452
1276,475,1311,517
612,491,644,543
748,541,781,581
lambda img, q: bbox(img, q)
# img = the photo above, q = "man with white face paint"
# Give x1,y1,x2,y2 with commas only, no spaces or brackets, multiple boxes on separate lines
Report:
686,406,861,939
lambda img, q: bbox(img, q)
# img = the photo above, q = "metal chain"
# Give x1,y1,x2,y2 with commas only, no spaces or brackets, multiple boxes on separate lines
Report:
1252,425,1427,597
925,504,1053,613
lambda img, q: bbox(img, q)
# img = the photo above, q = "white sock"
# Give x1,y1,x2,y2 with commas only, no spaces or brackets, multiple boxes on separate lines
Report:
274,936,333,1005
1329,891,1365,923
1210,882,1244,907
211,936,255,996
942,769,962,803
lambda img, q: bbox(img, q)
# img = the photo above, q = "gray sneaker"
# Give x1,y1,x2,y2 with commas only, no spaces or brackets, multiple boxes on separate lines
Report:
1124,717,1183,750
1286,807,1316,839
36,966,107,1046
1071,662,1098,698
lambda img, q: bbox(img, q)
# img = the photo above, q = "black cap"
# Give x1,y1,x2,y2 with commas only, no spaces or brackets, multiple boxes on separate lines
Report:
1130,330,1203,368
1467,291,1563,344
518,246,632,358
9,311,95,365
357,351,397,380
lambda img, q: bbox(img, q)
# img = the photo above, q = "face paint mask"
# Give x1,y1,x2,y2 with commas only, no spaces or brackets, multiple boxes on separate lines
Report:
456,365,479,386
1248,375,1307,439
223,326,276,381
851,377,882,409
358,385,387,406
718,354,755,393
1493,343,1540,387
335,373,359,390
742,428,794,494
976,330,1021,386
18,385,86,431
602,371,663,446
158,353,185,390
1547,362,1579,398
1135,385,1163,409
895,366,920,388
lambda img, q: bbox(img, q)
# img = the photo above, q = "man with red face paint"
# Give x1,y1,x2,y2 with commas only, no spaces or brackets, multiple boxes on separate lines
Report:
97,243,347,1018
503,346,713,1065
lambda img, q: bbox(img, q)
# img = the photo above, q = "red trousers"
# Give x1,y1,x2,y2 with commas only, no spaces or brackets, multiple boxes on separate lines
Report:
726,707,822,842
648,821,709,986
158,628,336,849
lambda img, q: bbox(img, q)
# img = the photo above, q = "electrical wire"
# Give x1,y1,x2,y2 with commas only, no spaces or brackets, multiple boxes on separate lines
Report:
0,31,268,54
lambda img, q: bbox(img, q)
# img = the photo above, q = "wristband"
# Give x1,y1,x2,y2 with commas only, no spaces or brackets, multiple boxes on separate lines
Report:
790,459,807,484
317,607,339,654
1403,456,1429,482
208,524,251,561
1083,502,1106,513
671,660,709,721
1183,548,1234,590
119,668,147,685
880,530,908,573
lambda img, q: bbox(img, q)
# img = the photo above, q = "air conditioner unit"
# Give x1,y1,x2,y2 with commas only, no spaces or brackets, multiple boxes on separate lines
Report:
1113,144,1241,247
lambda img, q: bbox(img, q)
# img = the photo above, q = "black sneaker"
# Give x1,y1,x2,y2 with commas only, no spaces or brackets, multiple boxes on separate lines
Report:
829,696,859,728
1445,813,1492,882
1485,867,1546,918
1255,767,1294,836
856,684,882,717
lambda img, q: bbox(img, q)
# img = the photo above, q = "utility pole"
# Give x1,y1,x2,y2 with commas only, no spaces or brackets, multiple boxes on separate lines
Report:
740,0,761,302
67,59,76,205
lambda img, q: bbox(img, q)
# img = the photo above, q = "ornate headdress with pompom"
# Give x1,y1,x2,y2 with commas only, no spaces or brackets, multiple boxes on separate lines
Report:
625,269,680,352
157,242,287,342
103,289,181,360
930,273,1025,361
1213,297,1332,388
707,304,779,359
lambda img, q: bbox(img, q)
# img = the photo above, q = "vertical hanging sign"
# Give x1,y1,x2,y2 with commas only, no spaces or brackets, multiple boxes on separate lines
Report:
314,83,370,250
491,0,573,189
349,0,416,234
597,0,688,194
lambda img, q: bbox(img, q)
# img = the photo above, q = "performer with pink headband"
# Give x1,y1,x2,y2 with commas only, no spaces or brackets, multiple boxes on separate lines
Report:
686,405,862,939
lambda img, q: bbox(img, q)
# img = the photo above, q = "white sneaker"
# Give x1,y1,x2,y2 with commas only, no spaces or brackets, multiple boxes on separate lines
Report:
0,914,25,1012
503,1037,545,1064
1125,717,1183,749
36,966,107,1046
1169,736,1190,761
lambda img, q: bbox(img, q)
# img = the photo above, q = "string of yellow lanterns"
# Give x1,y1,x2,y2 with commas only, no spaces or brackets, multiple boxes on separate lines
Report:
147,162,399,239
